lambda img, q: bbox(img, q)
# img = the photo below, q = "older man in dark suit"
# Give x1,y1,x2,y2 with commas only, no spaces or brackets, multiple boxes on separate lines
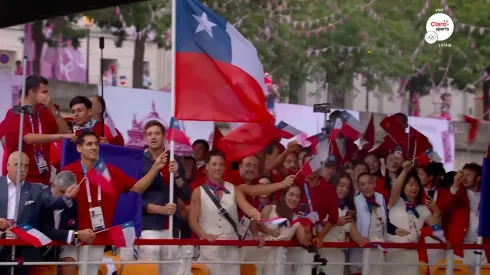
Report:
0,151,79,275
40,171,95,275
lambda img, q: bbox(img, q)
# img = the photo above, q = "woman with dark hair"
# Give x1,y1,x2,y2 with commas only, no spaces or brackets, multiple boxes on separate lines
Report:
350,172,387,275
363,152,383,181
375,148,404,202
352,162,369,195
257,176,273,210
439,171,456,189
318,172,363,275
386,161,443,275
250,185,312,275
417,162,453,265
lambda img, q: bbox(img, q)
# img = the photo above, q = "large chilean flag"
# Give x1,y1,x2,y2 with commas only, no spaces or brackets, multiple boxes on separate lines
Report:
175,0,273,123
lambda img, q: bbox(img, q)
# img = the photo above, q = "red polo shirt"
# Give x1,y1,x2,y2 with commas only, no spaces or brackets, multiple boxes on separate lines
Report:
62,161,136,244
2,106,58,185
298,176,339,225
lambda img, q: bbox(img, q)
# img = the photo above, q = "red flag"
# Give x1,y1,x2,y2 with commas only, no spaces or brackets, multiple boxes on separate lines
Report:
408,126,432,158
360,114,375,150
380,115,406,142
463,115,479,145
217,121,276,161
210,126,224,150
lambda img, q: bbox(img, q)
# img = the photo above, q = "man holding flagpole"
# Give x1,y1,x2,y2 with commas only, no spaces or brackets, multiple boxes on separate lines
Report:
139,120,190,275
62,131,167,275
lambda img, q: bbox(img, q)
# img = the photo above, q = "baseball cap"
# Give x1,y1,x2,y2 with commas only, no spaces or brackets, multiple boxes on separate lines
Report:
324,155,338,166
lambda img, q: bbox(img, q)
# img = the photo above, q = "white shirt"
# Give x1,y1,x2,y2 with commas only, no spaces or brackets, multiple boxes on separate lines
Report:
388,198,431,243
465,189,480,244
7,176,24,220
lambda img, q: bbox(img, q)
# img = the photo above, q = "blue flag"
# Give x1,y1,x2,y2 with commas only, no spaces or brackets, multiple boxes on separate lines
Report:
61,139,143,236
479,158,490,237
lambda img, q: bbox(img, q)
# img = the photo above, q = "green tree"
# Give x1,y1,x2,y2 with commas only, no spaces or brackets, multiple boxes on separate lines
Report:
400,0,490,114
86,0,171,88
205,0,311,103
28,16,87,76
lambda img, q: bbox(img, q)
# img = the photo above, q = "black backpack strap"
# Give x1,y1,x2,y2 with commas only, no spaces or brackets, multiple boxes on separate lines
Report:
201,185,242,240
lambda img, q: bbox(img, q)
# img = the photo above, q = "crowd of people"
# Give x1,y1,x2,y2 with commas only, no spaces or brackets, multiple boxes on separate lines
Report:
0,75,487,275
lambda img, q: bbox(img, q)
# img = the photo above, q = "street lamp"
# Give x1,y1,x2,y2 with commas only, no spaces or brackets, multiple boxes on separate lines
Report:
83,16,94,83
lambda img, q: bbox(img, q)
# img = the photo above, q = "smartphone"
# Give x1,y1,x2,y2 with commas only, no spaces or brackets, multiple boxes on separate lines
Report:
346,210,356,218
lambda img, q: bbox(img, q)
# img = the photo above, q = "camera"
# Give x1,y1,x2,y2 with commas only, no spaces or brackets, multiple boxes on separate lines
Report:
313,103,333,135
12,105,34,115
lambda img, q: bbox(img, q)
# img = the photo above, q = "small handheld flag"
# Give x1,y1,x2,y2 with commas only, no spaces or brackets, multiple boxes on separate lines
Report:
329,118,343,140
109,221,136,248
367,243,387,255
415,148,441,166
87,158,116,194
339,110,363,140
10,224,52,248
275,121,304,139
168,117,192,147
420,224,447,243
264,217,290,227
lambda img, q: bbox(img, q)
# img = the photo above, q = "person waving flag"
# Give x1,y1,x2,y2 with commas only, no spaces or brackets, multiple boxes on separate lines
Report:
175,0,273,123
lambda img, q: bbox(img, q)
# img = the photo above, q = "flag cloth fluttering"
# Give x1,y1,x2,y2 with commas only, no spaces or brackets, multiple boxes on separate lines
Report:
10,224,52,248
339,110,363,140
275,121,304,139
86,157,115,195
175,0,273,123
463,115,479,145
109,221,136,248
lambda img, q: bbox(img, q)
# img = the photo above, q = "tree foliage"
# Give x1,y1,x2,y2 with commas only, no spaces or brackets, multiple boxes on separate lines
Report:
86,0,171,88
75,0,490,105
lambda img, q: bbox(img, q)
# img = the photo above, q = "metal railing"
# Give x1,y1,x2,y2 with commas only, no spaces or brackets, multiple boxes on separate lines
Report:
0,239,489,275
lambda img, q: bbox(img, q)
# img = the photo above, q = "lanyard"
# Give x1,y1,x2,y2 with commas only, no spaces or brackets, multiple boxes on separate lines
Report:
303,182,314,214
28,111,43,150
81,161,101,207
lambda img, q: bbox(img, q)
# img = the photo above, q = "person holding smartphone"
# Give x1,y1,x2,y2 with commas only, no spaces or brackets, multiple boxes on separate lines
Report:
416,161,453,266
317,171,364,275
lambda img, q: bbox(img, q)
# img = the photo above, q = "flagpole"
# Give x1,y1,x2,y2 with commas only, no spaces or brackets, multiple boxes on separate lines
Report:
168,0,177,258
476,236,483,275
11,56,28,275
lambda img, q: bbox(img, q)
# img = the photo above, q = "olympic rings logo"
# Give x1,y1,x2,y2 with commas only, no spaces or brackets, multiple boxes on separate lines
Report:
425,34,436,40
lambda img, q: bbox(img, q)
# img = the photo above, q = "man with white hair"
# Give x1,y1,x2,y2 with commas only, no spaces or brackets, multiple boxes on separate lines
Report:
0,151,79,275
40,171,94,275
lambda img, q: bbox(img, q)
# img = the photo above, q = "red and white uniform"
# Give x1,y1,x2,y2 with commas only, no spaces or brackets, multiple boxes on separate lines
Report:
318,207,352,275
386,198,431,275
447,186,487,271
422,187,453,265
351,192,387,275
198,181,240,275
